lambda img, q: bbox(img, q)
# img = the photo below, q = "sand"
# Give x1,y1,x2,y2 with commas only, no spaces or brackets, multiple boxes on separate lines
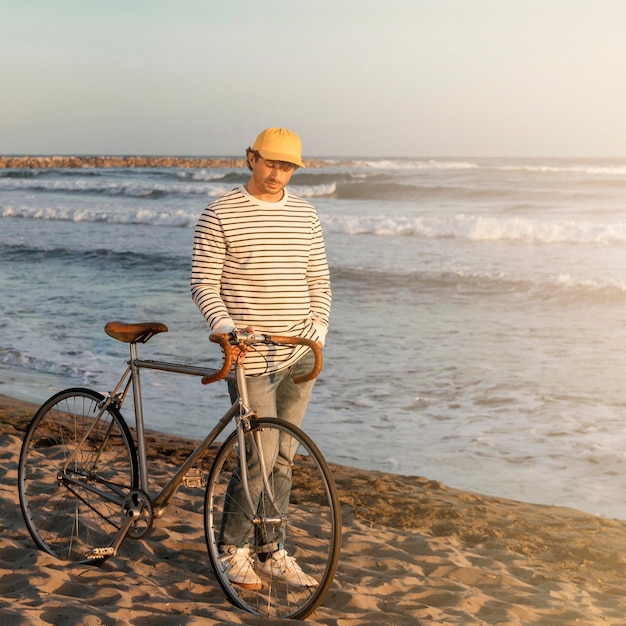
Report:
1,392,626,625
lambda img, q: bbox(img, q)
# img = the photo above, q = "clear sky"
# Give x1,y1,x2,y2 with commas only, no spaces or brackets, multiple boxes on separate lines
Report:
1,0,624,157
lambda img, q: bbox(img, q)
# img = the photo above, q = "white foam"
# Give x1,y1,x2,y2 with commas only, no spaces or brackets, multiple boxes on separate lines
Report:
0,176,234,198
320,213,626,245
290,183,337,198
352,159,479,170
499,164,626,175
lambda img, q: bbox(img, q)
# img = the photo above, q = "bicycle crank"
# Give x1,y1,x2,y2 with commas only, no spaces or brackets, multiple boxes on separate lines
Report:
122,489,154,539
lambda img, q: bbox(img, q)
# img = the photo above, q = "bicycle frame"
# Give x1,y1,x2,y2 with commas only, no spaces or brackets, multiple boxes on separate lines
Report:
19,322,340,619
57,325,323,561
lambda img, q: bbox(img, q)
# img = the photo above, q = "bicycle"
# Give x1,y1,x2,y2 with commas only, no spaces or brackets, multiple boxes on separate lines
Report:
17,321,341,620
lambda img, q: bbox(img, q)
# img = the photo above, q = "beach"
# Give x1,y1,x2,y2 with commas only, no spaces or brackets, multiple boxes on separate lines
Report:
2,393,626,625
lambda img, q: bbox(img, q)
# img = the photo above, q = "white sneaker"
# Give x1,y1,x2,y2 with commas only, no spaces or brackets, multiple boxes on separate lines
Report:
255,549,318,587
219,546,262,590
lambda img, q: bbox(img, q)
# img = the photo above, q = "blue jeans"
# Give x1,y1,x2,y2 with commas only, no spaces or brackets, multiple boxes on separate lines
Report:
220,350,317,549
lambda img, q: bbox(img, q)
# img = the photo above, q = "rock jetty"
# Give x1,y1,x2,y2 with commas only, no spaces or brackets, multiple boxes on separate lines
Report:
0,155,333,169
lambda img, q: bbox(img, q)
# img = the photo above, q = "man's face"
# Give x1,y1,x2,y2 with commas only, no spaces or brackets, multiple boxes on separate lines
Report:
248,155,297,200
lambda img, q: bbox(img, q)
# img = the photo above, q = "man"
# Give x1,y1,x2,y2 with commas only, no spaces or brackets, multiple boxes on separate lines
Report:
190,127,331,589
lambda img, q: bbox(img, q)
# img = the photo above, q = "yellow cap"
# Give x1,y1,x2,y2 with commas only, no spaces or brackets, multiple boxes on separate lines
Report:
252,127,305,168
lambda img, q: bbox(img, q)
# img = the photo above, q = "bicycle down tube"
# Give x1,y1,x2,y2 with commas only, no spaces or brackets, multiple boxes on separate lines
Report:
126,350,283,521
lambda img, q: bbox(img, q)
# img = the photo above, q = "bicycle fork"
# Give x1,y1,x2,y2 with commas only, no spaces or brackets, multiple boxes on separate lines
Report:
235,364,285,529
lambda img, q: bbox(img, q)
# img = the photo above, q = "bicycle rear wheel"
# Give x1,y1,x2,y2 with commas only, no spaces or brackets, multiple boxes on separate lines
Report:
18,388,138,564
204,417,341,620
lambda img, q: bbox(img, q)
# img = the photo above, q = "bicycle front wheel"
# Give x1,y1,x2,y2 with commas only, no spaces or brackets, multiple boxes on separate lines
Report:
18,388,138,564
204,418,341,620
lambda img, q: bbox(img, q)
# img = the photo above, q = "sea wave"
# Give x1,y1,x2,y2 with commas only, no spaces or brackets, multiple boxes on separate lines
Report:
179,169,244,183
325,181,518,202
0,174,477,202
4,203,625,245
0,347,94,382
3,159,624,207
0,242,189,270
1,204,198,227
498,164,626,176
0,175,238,199
0,174,338,201
349,158,626,176
321,214,626,245
332,266,626,300
351,159,480,170
290,183,337,198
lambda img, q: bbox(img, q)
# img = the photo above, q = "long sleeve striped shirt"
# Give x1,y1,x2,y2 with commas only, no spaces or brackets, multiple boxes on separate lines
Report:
191,185,331,375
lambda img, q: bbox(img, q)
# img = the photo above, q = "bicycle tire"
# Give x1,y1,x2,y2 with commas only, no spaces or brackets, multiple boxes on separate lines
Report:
18,388,138,564
204,417,341,620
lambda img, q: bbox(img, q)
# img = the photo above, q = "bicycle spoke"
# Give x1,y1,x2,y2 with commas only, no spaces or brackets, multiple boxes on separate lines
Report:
18,389,138,563
205,418,341,620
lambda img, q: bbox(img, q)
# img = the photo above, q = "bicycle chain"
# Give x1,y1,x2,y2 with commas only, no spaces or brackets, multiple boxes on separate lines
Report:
63,481,122,529
62,475,152,528
63,480,154,543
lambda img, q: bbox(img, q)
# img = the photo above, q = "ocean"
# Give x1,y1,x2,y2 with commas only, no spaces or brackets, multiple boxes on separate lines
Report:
1,156,625,519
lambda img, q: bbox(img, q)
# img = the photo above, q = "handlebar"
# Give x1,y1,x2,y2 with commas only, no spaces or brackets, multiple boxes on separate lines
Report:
201,332,323,385
201,333,234,385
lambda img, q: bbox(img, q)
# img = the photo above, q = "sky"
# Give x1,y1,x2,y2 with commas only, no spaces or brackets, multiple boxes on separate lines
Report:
1,0,625,158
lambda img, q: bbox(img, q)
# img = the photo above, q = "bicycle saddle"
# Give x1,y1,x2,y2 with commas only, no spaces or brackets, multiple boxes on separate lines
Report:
104,321,169,344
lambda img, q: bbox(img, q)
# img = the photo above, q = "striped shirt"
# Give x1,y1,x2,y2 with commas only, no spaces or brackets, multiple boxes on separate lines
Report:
191,185,331,375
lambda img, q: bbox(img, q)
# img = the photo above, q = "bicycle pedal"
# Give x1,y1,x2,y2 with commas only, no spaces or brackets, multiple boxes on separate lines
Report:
182,467,207,489
86,546,115,560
